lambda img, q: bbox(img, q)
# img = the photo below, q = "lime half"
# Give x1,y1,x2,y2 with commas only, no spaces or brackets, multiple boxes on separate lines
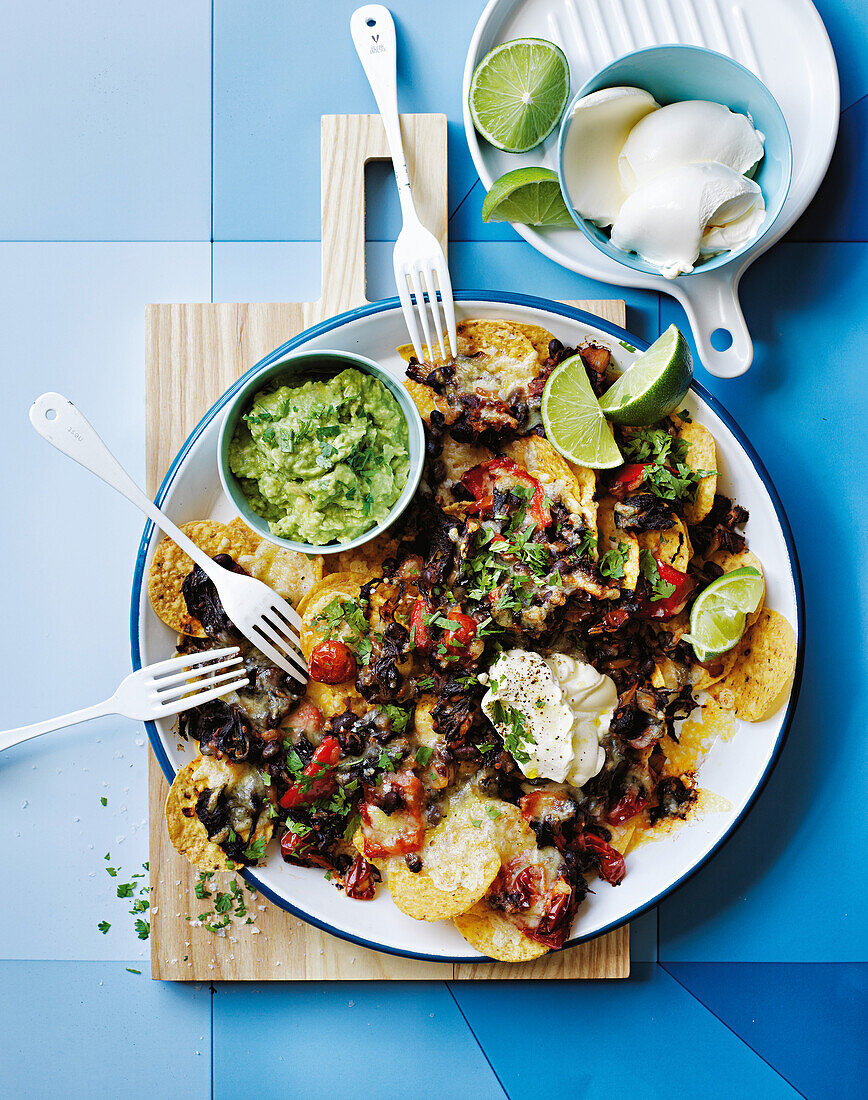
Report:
482,167,574,227
541,354,623,468
599,325,693,426
469,38,570,153
684,567,764,663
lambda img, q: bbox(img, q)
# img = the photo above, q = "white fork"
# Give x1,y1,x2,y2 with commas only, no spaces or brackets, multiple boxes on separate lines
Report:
30,393,308,685
0,648,249,753
350,4,457,362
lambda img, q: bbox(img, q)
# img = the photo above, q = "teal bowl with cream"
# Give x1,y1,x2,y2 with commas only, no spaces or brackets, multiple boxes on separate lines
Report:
556,45,792,279
217,349,425,555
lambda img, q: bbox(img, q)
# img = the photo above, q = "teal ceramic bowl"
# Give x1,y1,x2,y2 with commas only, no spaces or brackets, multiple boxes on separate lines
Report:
217,348,425,555
557,45,792,278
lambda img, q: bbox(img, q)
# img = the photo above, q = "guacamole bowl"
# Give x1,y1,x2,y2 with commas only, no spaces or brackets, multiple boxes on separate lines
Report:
217,348,425,555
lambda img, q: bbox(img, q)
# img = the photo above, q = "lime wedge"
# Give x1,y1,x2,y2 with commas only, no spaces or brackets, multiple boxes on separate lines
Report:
482,167,575,227
599,325,693,426
684,567,764,663
541,354,623,468
469,38,570,154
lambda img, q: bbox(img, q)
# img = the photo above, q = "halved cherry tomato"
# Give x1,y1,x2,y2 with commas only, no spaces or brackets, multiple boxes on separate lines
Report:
575,832,625,885
308,639,356,683
344,854,378,900
638,556,693,621
279,736,341,810
283,701,323,734
606,788,649,826
462,458,551,528
360,771,426,858
279,829,332,869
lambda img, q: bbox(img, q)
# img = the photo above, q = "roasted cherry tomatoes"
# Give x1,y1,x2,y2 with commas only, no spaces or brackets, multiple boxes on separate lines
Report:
308,639,356,683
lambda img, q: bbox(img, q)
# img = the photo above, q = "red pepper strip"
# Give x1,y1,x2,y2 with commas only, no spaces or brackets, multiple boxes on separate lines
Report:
443,610,477,652
279,736,341,810
638,557,692,621
462,458,551,528
609,463,648,497
410,597,434,653
606,788,649,826
279,830,333,869
576,833,626,886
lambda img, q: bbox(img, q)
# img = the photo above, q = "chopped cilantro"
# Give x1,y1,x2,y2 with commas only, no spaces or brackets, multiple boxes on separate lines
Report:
415,746,433,767
599,540,629,580
97,921,110,934
639,549,677,601
243,837,268,861
106,866,118,877
116,883,134,899
134,920,150,941
489,700,535,765
100,797,107,807
126,968,142,974
382,704,410,734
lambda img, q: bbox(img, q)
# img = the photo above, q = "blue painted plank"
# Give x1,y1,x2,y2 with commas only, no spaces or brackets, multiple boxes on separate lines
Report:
0,961,210,1098
658,242,868,961
213,982,506,1100
0,3,211,240
814,0,868,111
213,0,485,242
0,243,210,960
364,241,661,344
451,963,798,1099
665,963,868,1099
212,242,322,302
788,93,867,242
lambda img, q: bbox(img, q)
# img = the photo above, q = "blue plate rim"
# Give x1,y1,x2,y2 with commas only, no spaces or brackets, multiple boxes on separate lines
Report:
130,290,804,964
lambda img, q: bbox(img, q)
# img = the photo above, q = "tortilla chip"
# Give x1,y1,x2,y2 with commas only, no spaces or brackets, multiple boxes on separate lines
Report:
710,547,765,628
505,436,597,533
225,516,262,559
297,572,362,651
638,516,693,573
386,788,502,921
511,322,555,362
414,695,438,747
326,532,400,577
403,377,448,421
399,319,540,395
692,648,740,692
148,520,230,637
676,417,717,523
439,435,493,484
165,755,273,872
709,609,797,721
454,901,550,962
245,540,322,605
302,679,363,720
597,496,639,590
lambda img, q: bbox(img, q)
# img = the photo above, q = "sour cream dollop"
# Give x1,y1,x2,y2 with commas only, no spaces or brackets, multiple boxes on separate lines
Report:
481,650,617,789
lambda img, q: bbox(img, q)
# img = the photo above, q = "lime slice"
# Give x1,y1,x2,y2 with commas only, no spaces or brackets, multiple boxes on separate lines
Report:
482,167,575,227
684,567,764,663
541,354,623,468
599,325,693,426
469,38,570,154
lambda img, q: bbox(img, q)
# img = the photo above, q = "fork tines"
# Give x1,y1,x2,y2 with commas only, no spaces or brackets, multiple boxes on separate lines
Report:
396,259,457,365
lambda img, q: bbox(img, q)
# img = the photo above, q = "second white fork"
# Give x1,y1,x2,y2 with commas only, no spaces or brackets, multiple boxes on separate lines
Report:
350,4,457,362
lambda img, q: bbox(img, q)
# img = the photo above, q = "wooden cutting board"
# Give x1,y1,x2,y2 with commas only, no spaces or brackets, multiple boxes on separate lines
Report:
146,113,629,981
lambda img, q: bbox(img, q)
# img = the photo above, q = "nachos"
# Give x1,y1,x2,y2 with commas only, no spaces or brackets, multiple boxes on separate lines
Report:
150,319,796,962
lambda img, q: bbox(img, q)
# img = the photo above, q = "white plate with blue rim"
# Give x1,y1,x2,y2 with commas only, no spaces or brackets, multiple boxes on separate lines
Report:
463,0,839,378
131,292,803,962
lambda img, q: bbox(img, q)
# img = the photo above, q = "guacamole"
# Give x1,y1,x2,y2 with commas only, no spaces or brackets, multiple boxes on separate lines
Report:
229,368,410,545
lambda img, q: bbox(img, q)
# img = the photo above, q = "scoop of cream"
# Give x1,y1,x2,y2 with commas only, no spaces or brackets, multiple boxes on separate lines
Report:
610,163,765,279
481,650,617,788
561,86,659,227
619,99,765,191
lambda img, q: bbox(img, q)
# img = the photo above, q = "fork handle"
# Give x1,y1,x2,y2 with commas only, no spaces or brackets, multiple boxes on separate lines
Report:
30,393,219,577
350,6,415,214
0,699,114,753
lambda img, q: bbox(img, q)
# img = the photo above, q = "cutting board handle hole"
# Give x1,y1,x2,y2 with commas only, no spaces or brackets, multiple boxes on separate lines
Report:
710,327,733,352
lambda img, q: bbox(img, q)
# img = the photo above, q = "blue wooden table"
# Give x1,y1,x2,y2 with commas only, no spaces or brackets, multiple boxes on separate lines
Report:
0,3,865,1097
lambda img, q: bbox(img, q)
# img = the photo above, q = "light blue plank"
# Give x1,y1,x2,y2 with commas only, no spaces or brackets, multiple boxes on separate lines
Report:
666,963,868,1098
0,243,210,960
213,982,506,1100
451,963,798,1099
658,243,868,961
213,0,485,242
0,2,211,240
0,961,210,1100
212,241,322,303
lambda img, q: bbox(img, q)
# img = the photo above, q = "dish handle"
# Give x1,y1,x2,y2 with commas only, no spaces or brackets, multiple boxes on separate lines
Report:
679,271,753,378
